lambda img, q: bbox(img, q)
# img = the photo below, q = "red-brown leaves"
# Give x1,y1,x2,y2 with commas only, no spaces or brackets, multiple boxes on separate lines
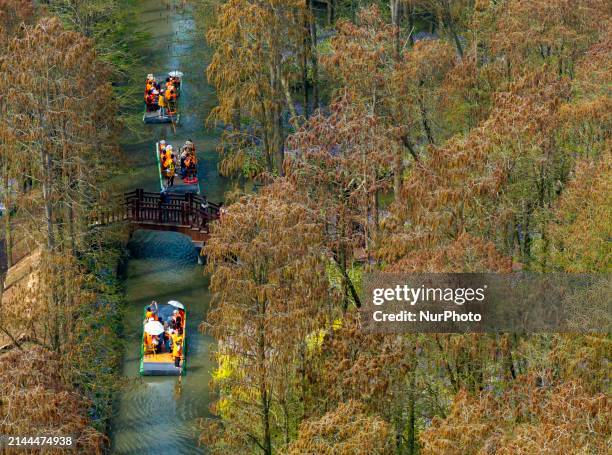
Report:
287,400,394,455
0,346,106,454
420,376,611,454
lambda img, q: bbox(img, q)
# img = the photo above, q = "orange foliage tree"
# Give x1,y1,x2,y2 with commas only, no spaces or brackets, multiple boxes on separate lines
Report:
420,376,610,454
202,190,333,454
206,0,308,177
286,94,395,307
0,346,106,454
286,400,394,455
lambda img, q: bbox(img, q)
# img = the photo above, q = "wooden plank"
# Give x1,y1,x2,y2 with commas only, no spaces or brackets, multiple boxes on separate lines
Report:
144,352,174,364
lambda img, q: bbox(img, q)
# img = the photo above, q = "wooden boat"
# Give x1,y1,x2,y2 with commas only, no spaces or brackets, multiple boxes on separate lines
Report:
140,301,186,376
143,71,182,125
156,141,201,195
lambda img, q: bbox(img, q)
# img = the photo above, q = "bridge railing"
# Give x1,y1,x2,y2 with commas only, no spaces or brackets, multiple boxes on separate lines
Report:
122,189,221,229
91,189,222,230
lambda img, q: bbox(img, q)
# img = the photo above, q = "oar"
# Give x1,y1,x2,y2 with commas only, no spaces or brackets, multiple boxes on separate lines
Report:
168,98,177,134
170,111,177,134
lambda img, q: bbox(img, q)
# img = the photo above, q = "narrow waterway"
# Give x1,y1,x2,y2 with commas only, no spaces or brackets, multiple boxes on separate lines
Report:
111,1,225,453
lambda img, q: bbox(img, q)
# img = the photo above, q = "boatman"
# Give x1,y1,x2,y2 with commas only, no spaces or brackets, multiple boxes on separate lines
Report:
166,86,177,114
172,336,183,368
158,89,167,115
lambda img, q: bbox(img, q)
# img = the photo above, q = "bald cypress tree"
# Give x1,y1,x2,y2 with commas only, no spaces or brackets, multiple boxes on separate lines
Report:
202,189,333,454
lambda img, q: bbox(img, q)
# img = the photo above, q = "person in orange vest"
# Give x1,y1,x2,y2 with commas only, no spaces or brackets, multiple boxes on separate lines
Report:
145,74,156,93
164,153,176,188
166,87,177,114
144,331,155,351
145,89,158,111
145,301,159,321
158,89,167,115
169,75,180,90
164,145,173,164
161,145,172,173
171,309,183,330
172,328,183,368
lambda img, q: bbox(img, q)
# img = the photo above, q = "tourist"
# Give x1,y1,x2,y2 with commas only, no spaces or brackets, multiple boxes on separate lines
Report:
171,327,184,367
151,334,160,353
144,89,157,111
172,338,182,368
165,154,176,188
165,328,174,351
145,301,159,320
160,188,170,205
158,89,167,115
171,309,182,329
179,145,189,178
145,74,156,92
166,86,177,113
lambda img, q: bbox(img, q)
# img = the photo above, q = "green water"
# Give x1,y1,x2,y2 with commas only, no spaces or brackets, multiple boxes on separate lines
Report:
110,1,225,453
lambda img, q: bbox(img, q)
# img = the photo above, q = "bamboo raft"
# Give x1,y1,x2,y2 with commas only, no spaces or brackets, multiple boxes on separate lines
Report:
156,141,201,194
140,302,186,376
143,71,182,125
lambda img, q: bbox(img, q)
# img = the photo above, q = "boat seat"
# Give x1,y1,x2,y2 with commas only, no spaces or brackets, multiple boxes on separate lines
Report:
144,344,156,357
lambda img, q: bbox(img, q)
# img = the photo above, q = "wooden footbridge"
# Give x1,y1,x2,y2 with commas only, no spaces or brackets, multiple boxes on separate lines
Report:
94,189,222,246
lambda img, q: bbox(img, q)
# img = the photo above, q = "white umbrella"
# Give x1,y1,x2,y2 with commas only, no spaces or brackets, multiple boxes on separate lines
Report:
168,300,185,310
168,71,183,78
144,320,164,335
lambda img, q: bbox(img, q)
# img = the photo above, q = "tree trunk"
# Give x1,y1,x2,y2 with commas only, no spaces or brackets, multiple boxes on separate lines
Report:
274,104,284,175
302,5,310,117
258,307,272,455
281,76,299,122
308,0,319,110
260,100,275,173
2,173,12,268
268,53,285,175
407,364,417,454
232,97,241,131
327,0,335,25
391,0,402,60
393,147,403,197
441,0,464,58
3,210,11,269
418,91,435,145
41,149,55,250
336,244,361,309
408,4,415,46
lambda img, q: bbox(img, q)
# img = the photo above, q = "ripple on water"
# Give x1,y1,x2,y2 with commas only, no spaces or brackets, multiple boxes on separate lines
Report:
113,378,206,455
128,230,199,264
